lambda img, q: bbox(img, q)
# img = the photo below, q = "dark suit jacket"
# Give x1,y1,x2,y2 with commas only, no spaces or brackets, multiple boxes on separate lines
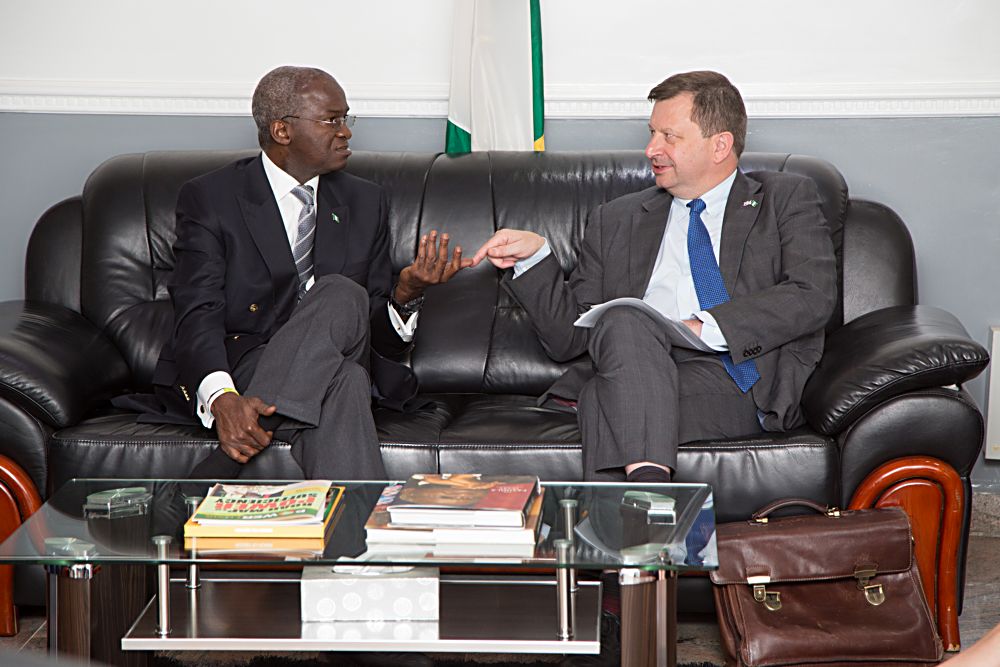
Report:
147,154,412,421
505,169,837,431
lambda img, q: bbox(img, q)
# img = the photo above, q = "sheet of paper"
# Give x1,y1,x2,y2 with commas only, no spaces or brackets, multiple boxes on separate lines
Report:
573,297,713,352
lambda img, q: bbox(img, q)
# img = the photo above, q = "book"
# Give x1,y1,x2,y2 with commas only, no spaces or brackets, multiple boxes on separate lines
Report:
362,540,538,560
183,481,344,539
573,297,712,352
183,535,327,553
384,474,539,528
365,484,546,546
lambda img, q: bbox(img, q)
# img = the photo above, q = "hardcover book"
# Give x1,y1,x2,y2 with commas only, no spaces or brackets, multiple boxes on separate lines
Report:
183,535,327,554
384,474,539,528
365,483,546,546
183,481,344,539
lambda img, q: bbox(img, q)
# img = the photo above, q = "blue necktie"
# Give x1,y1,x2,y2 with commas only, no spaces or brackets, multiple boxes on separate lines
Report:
686,198,760,393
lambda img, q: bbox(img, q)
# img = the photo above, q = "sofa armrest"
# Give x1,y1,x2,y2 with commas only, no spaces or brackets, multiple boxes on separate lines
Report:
802,305,989,435
0,300,131,428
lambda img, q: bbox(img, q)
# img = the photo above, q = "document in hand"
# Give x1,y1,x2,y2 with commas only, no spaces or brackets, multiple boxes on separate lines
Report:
573,297,713,352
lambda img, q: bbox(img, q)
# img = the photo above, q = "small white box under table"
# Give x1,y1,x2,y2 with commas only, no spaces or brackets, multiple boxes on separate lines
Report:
300,563,440,622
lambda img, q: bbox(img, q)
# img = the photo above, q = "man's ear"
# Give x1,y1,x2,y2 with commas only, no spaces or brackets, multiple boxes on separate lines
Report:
712,131,735,163
270,119,292,146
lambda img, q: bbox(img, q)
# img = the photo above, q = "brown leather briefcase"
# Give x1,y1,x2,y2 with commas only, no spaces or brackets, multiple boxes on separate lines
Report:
710,498,942,667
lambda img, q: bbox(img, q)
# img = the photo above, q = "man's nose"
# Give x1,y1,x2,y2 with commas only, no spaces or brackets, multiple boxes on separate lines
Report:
645,135,661,159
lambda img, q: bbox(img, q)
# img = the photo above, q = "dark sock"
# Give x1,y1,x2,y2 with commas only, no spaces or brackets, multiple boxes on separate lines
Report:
625,465,671,484
189,447,243,480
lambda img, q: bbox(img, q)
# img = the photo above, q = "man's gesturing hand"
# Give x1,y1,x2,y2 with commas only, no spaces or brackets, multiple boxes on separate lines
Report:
471,229,545,269
210,392,277,463
395,231,473,303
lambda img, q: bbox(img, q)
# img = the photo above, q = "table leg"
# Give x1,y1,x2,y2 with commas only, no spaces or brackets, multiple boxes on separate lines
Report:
658,570,677,667
49,565,93,662
153,535,172,636
554,539,575,639
621,568,673,667
46,562,151,667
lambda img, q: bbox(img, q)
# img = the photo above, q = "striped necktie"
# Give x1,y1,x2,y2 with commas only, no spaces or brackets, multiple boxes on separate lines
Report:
687,198,760,393
290,184,316,298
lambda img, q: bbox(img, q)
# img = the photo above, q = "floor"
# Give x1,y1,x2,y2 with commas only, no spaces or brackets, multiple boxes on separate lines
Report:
4,486,1000,665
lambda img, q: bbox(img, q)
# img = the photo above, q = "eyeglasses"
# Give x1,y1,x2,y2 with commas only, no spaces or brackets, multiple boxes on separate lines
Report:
281,114,356,131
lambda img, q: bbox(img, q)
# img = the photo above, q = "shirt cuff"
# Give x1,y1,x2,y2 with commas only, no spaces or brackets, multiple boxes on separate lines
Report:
694,310,729,352
388,303,418,342
512,239,551,278
197,371,236,429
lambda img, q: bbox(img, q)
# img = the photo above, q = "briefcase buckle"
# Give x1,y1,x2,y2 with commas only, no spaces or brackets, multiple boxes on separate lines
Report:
854,566,885,606
748,575,782,611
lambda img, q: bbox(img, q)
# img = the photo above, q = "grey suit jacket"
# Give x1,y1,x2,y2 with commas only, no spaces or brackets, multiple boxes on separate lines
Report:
504,169,837,431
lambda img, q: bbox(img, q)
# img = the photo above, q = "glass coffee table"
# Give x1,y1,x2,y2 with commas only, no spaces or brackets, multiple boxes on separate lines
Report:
0,479,716,667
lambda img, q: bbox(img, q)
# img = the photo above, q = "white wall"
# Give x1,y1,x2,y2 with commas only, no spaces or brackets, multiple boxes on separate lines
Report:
2,0,998,118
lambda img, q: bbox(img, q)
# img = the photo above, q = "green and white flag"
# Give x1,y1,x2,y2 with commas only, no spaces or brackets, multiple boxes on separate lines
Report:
445,0,544,153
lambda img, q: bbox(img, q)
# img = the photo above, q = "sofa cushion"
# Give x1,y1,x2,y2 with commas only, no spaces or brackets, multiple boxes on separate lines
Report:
49,395,840,521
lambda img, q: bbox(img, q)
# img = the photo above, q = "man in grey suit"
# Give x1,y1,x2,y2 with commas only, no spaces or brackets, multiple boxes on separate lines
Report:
472,71,837,484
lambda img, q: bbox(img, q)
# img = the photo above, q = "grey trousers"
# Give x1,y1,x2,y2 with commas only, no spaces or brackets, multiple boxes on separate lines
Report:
228,274,387,481
579,307,761,481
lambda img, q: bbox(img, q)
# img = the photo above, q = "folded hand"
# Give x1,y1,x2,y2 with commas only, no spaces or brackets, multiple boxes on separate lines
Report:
211,393,277,463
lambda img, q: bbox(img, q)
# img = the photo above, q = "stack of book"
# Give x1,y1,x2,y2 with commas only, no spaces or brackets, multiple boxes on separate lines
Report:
183,480,345,557
363,474,545,558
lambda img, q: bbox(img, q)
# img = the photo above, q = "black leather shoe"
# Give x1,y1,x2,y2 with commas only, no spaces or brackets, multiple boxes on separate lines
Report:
345,652,435,667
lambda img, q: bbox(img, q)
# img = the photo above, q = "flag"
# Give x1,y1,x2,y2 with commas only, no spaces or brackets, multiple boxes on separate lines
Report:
445,0,544,153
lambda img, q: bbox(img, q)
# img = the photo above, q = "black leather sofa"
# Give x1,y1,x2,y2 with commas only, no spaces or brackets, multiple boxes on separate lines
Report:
0,150,989,624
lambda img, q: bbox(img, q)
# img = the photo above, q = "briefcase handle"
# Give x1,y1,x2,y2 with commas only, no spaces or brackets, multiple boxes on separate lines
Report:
752,497,840,521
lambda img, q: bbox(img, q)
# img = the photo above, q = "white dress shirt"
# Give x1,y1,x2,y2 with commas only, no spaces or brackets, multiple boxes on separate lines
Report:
195,153,417,428
514,169,739,352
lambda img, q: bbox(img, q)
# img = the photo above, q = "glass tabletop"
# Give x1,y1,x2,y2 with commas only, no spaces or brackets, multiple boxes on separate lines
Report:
0,479,717,572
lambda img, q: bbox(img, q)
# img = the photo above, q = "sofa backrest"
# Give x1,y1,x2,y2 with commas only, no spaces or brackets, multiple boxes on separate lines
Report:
26,150,916,395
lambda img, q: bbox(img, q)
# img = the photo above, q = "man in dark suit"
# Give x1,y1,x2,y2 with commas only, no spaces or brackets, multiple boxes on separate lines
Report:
151,66,470,481
472,71,837,484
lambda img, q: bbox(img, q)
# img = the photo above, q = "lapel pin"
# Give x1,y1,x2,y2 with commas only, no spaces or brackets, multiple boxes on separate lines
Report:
331,213,340,224
743,199,759,208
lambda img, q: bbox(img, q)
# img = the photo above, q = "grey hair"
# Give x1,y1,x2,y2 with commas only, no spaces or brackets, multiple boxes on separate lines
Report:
251,66,327,147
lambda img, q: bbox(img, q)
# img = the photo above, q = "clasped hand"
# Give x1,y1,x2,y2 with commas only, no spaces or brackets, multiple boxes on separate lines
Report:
211,392,277,463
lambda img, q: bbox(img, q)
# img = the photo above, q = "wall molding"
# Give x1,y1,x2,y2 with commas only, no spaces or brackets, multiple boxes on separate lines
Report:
2,79,999,119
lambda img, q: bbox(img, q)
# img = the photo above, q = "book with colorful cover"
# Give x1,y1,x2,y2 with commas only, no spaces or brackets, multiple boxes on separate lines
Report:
365,484,546,545
183,481,344,539
382,474,540,528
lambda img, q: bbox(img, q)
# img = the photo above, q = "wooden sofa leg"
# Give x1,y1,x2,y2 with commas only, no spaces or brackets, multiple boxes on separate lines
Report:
849,455,963,652
0,455,43,637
